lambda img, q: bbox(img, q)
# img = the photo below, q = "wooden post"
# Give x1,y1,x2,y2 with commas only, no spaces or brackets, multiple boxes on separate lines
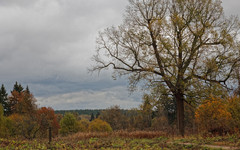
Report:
49,127,52,144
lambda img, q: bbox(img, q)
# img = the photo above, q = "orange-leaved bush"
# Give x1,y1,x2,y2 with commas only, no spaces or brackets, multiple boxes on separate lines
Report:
195,96,232,135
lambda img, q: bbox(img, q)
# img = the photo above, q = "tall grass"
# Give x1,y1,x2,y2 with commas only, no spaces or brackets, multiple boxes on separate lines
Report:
55,130,167,142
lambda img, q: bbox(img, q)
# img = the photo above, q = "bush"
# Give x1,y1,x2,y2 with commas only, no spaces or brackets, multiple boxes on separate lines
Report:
36,107,60,138
100,105,129,130
151,116,169,131
78,118,89,132
227,96,240,132
60,113,79,136
0,105,10,137
7,113,39,139
88,119,112,132
7,113,24,136
195,96,232,135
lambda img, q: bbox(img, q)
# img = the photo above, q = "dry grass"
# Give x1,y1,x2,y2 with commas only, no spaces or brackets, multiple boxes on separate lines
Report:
55,130,167,142
55,132,109,142
113,130,166,139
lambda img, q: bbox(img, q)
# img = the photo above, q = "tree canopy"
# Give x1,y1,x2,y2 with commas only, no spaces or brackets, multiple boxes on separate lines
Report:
92,0,240,136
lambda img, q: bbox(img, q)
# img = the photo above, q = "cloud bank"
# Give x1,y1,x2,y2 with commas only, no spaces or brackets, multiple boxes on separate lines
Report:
0,0,239,110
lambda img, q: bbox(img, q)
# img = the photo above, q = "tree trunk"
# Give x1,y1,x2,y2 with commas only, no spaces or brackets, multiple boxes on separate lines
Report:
176,93,185,137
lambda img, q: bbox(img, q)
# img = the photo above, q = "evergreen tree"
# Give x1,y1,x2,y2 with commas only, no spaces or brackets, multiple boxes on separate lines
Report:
25,85,30,94
90,113,95,121
12,81,24,93
0,84,9,116
8,83,36,115
96,112,100,118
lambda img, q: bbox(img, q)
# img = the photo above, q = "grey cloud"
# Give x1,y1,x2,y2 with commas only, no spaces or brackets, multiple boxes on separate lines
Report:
222,0,240,17
0,0,239,109
0,0,128,82
27,72,128,97
0,0,37,7
37,86,141,110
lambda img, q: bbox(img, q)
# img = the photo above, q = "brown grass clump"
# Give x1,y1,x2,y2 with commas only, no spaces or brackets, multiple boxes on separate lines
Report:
55,132,110,142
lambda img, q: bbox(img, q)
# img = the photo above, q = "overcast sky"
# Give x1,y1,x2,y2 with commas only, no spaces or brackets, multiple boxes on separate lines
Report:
0,0,239,110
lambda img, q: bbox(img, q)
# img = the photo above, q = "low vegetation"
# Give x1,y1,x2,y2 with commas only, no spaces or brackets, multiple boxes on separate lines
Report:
0,131,240,149
1,82,240,149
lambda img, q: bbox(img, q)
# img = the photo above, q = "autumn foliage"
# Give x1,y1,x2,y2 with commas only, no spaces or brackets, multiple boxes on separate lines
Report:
36,107,60,138
60,113,79,136
0,83,61,139
2,82,240,140
0,105,10,137
88,118,112,132
227,96,240,132
195,96,232,135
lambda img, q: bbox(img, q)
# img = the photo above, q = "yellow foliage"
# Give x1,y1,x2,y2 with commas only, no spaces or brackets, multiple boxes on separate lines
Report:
78,119,89,132
195,96,232,134
227,96,240,131
0,105,10,137
88,119,112,132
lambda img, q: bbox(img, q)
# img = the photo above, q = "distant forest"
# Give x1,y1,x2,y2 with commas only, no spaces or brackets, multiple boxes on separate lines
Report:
54,109,130,116
55,109,103,116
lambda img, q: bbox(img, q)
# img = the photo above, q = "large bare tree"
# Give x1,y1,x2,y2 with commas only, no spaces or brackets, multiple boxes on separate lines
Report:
92,0,240,136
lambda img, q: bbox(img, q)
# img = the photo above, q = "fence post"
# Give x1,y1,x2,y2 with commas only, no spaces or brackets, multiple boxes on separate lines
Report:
49,127,52,144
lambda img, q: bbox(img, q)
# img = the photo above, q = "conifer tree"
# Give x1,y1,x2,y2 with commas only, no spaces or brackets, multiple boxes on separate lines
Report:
96,112,100,118
25,85,31,94
90,113,95,121
0,84,9,116
12,81,24,93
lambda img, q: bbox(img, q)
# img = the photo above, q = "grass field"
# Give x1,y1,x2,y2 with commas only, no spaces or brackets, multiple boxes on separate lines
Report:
1,131,240,149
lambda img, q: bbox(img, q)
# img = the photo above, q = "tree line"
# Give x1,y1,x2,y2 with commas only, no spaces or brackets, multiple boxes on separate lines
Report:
1,81,240,139
0,82,60,139
55,109,102,116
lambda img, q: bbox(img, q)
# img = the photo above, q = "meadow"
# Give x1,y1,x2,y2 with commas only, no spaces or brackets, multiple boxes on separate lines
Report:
1,131,240,150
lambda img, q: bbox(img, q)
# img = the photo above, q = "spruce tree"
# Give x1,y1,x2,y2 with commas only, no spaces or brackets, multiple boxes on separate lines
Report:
0,84,9,116
90,113,95,121
12,81,24,93
25,85,30,94
96,112,100,118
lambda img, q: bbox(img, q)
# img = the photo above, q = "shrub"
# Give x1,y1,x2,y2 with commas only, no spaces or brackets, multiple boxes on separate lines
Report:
60,113,79,136
78,119,89,132
0,105,9,137
7,113,24,136
36,107,60,138
227,96,240,132
8,113,39,139
88,119,112,132
100,105,129,130
151,116,169,131
195,96,232,135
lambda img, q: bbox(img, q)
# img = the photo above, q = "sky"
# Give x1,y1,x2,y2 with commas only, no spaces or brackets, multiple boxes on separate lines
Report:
0,0,239,110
